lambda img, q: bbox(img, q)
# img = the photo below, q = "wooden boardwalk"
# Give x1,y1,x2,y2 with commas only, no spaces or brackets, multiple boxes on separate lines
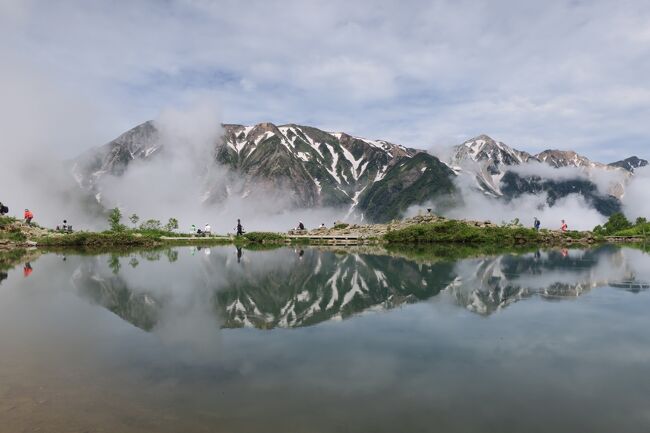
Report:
160,236,232,241
285,234,376,245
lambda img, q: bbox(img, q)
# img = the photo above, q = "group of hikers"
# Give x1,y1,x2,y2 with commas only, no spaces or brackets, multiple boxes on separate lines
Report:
1,198,572,236
0,202,73,232
533,217,569,232
0,202,36,226
189,219,246,237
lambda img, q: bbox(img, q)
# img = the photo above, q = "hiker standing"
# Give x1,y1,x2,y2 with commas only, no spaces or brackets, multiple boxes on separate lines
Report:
24,209,33,225
534,217,541,231
0,202,7,215
236,219,245,236
561,220,568,232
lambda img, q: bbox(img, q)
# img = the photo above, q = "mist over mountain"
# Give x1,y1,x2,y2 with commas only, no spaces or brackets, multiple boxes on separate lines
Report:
72,120,456,224
70,118,647,229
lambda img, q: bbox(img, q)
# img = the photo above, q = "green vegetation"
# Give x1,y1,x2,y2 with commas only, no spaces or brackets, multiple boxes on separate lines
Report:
384,220,542,244
139,219,162,230
0,248,29,272
243,231,286,244
334,223,349,229
0,215,18,229
164,217,179,232
357,153,457,222
108,207,126,232
0,226,27,242
35,231,158,247
594,213,650,237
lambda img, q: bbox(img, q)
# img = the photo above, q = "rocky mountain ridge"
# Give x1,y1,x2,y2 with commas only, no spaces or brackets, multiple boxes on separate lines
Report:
72,121,455,222
71,123,646,222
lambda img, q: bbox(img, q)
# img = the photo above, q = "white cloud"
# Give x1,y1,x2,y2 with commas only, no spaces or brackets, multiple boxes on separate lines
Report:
1,0,649,227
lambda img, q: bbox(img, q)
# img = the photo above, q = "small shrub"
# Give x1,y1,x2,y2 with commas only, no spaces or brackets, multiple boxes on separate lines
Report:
108,208,126,232
384,220,540,244
140,219,162,230
164,217,179,232
334,223,349,229
244,232,286,243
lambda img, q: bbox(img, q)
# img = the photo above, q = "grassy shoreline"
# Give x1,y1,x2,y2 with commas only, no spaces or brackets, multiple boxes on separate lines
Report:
2,214,648,252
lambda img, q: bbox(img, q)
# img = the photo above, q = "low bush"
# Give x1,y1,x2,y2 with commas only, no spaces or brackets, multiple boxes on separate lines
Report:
384,220,540,244
35,231,157,247
0,216,18,229
244,232,286,243
0,227,27,242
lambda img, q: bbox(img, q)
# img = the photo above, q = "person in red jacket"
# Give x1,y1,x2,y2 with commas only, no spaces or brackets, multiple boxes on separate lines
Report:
561,219,568,232
24,209,33,225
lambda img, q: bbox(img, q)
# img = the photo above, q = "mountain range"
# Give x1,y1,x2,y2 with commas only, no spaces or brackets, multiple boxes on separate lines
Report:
71,122,647,222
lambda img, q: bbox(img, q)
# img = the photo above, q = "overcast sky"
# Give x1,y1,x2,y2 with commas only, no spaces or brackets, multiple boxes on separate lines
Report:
2,0,650,161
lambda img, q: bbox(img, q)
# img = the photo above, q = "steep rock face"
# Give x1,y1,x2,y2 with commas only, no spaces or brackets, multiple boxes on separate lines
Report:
450,134,634,215
609,156,648,172
450,135,537,195
536,149,603,169
72,121,456,222
72,121,160,190
500,172,622,216
358,153,457,222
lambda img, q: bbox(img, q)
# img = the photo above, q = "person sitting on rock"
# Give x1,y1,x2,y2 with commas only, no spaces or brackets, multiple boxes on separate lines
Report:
0,202,8,215
297,221,305,231
204,224,211,235
24,209,33,225
319,223,326,229
561,220,568,232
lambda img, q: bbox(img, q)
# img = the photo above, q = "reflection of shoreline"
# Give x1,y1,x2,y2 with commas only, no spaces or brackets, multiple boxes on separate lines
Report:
0,248,41,285
445,248,623,314
67,245,633,331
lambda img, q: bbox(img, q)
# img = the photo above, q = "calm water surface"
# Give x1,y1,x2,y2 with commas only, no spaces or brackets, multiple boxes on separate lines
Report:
1,245,650,432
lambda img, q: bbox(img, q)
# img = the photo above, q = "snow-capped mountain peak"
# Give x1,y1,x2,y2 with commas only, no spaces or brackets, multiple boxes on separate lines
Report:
535,149,602,169
608,156,648,172
72,121,455,222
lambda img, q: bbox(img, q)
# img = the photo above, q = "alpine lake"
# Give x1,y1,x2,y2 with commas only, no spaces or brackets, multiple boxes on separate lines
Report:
1,243,650,432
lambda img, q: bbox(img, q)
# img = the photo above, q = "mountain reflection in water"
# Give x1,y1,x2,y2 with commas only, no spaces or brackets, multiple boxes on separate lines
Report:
63,244,634,331
2,244,650,433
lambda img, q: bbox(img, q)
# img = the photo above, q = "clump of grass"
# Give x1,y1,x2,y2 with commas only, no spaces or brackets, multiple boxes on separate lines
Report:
0,248,28,271
244,232,286,244
0,228,27,242
384,220,541,244
35,231,158,247
334,223,349,229
0,216,18,229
